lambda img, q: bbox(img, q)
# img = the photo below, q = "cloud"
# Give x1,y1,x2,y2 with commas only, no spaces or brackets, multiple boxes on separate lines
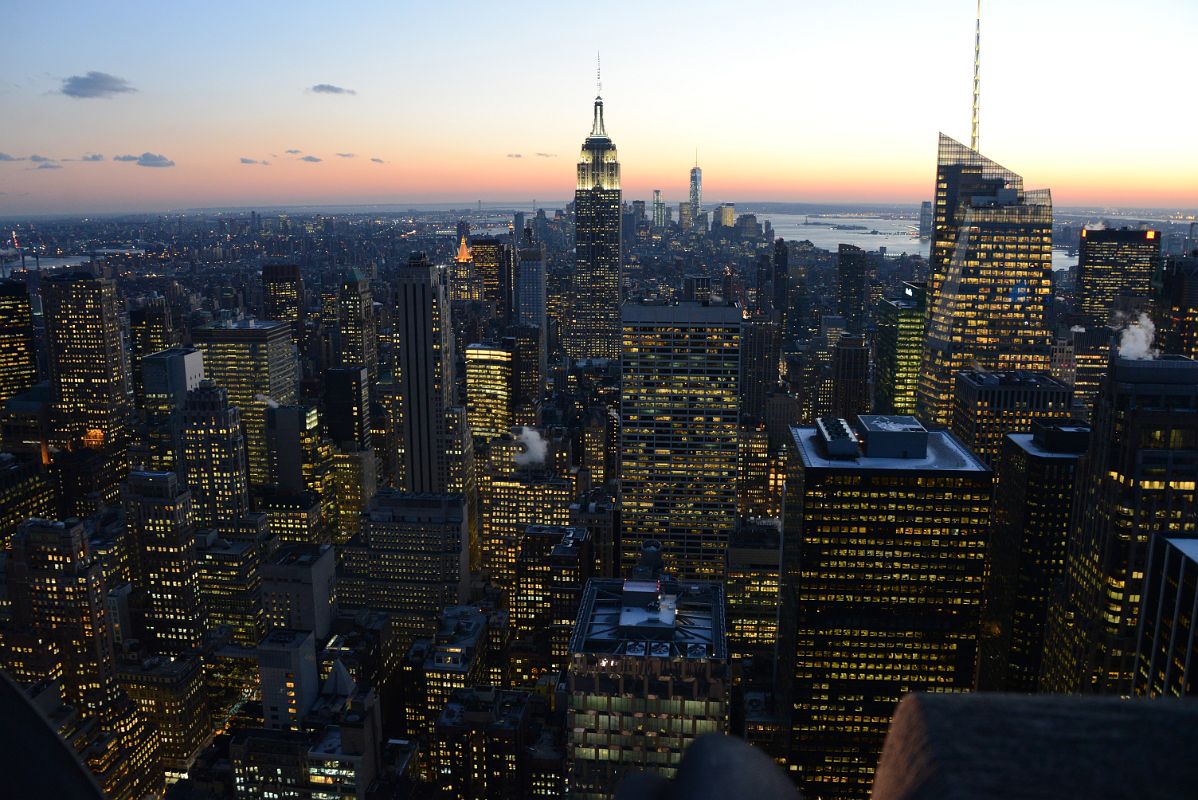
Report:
513,427,547,467
0,152,21,161
115,152,175,167
370,157,385,164
1117,312,1157,360
60,71,136,99
28,154,53,162
285,149,302,154
309,83,356,95
506,153,522,158
81,153,104,161
535,152,557,158
300,155,322,163
336,152,355,158
240,157,269,165
35,162,62,170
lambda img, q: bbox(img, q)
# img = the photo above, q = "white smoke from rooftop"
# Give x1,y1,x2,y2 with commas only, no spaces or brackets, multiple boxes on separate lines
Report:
513,426,548,467
255,394,280,408
1117,312,1157,361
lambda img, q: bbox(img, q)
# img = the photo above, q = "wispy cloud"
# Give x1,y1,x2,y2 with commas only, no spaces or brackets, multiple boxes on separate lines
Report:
60,71,136,99
535,152,557,158
336,152,355,158
240,157,269,166
28,154,53,163
285,148,302,155
507,153,522,158
309,83,356,95
81,153,104,161
300,155,322,163
370,157,385,164
115,152,175,168
0,152,21,162
35,162,62,170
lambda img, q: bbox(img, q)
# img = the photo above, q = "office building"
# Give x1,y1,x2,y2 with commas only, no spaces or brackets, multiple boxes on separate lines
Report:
0,453,55,545
339,490,466,647
122,470,204,655
1156,254,1198,359
741,315,781,421
193,318,297,489
262,543,336,640
567,92,622,362
324,366,372,451
620,302,741,579
652,189,665,228
784,416,992,797
1133,537,1198,698
516,232,547,333
1076,228,1161,324
564,561,729,797
510,525,593,683
117,653,211,777
41,272,132,452
258,628,320,730
0,278,37,405
129,299,180,407
951,370,1073,467
338,269,378,388
450,232,481,302
874,282,926,415
830,334,870,420
978,421,1089,693
724,521,782,667
196,531,264,647
918,134,1053,425
393,253,456,494
471,237,513,322
1042,355,1198,694
261,261,305,343
465,342,514,444
179,381,250,529
836,244,868,334
138,346,205,471
689,161,703,228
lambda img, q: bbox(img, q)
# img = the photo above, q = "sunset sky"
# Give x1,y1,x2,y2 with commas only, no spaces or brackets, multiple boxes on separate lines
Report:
2,0,1195,215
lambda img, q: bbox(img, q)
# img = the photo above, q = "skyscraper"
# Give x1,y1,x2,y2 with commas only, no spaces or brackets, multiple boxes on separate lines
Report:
1133,536,1198,698
179,380,250,529
192,318,297,490
1076,227,1161,325
830,334,870,420
689,158,703,229
567,92,622,362
338,268,378,388
122,470,205,655
138,346,205,471
1156,254,1198,359
471,237,513,322
261,261,305,344
324,366,371,452
651,189,664,228
620,302,741,579
465,342,514,444
978,421,1089,693
874,282,926,415
783,416,992,797
918,134,1053,425
1042,354,1198,695
836,244,868,334
393,253,455,494
128,299,180,407
41,272,132,451
0,278,38,405
950,370,1073,468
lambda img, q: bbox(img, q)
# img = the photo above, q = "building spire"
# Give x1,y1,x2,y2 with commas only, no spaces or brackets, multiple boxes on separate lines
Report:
972,0,981,151
591,54,606,137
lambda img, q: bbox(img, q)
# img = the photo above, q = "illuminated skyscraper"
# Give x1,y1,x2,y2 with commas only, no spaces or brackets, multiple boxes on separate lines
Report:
1042,355,1198,695
1133,537,1198,698
41,272,132,451
1076,227,1161,325
138,346,205,471
193,318,297,489
122,470,205,655
951,370,1073,468
0,278,37,405
465,342,514,444
179,380,250,529
567,92,622,362
651,189,664,228
510,524,592,684
1156,254,1198,359
393,253,456,494
449,232,481,302
689,158,703,229
129,299,179,407
471,237,513,321
620,302,741,579
196,530,264,647
338,268,378,388
261,261,305,343
874,282,926,415
783,416,992,797
918,134,1053,425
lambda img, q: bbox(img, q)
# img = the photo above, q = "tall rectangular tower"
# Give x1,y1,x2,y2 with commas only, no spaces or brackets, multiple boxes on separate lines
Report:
1076,227,1161,325
620,302,741,579
567,95,622,362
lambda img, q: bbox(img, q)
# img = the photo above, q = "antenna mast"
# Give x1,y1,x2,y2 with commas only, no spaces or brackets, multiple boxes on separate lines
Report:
972,0,981,151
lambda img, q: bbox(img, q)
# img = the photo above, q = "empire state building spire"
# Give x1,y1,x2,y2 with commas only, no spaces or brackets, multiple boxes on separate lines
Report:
591,53,606,138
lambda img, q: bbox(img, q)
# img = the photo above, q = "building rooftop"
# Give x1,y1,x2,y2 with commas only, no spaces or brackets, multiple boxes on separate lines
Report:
195,318,289,333
620,301,742,325
568,577,727,661
1165,538,1198,564
794,422,989,474
956,370,1070,391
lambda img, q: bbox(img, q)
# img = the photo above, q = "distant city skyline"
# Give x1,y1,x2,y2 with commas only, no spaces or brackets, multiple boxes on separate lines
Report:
2,0,1196,214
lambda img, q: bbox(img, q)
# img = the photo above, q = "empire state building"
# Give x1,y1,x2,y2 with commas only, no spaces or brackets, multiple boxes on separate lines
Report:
566,92,621,362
